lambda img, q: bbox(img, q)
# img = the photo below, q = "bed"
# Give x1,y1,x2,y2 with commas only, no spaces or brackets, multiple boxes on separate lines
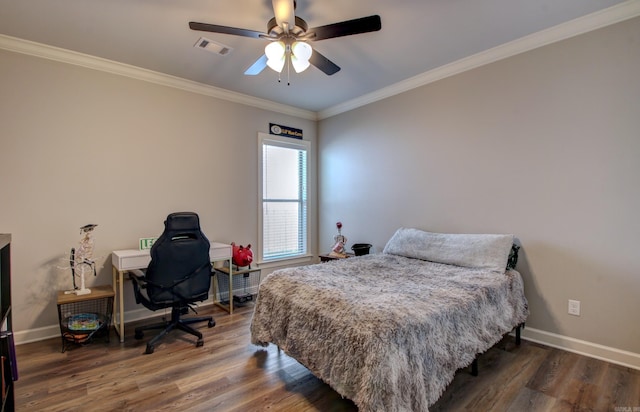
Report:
250,228,529,411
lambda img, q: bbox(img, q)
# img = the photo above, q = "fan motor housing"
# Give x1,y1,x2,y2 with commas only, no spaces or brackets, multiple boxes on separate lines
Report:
267,16,308,37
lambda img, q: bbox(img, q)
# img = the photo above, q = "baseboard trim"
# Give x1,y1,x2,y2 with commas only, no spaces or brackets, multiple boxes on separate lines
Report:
14,299,215,345
520,327,640,371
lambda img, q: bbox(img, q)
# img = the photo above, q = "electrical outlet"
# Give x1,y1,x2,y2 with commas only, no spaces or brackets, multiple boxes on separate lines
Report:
568,299,581,316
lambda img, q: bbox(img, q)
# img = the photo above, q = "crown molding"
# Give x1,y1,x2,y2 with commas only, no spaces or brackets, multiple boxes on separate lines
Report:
2,1,638,122
318,0,640,120
0,34,317,121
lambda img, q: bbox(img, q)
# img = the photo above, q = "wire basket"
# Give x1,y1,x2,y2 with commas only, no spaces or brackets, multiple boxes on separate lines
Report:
216,271,260,305
57,293,113,351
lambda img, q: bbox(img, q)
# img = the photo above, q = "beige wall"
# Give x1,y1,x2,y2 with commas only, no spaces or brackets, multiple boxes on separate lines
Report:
0,50,317,335
319,18,640,354
1,15,638,362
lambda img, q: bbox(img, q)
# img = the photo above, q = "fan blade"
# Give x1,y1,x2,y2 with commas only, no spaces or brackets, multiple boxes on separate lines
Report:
189,22,265,39
308,15,381,41
272,0,295,30
309,50,340,76
244,55,268,75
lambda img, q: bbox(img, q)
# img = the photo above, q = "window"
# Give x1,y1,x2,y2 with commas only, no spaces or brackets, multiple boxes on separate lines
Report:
258,133,310,262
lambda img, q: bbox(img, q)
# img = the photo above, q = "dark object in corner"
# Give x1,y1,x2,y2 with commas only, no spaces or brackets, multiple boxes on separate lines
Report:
234,294,254,305
471,322,524,376
351,243,372,256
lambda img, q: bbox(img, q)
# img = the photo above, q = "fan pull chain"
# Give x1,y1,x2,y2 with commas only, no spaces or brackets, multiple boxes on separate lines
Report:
275,47,292,85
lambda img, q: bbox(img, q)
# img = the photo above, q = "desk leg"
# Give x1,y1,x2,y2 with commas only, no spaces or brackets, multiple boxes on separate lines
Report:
118,270,124,341
111,266,118,340
112,266,125,342
211,258,235,314
228,259,233,314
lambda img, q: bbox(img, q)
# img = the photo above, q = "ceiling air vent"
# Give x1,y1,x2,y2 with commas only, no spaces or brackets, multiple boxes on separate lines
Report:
194,37,232,56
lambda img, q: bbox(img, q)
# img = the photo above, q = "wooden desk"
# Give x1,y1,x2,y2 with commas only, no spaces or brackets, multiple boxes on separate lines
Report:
111,243,232,342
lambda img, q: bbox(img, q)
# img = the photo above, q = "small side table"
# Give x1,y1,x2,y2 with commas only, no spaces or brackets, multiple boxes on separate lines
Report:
56,285,114,352
213,266,261,312
319,253,354,262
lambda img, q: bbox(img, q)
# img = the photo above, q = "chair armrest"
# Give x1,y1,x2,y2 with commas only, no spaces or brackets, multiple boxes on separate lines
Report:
129,269,147,304
130,268,146,280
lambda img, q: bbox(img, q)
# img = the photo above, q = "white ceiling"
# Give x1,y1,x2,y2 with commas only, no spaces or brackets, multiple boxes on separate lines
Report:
0,0,630,113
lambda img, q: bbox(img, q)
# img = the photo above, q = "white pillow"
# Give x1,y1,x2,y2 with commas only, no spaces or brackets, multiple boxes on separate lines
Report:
383,227,514,273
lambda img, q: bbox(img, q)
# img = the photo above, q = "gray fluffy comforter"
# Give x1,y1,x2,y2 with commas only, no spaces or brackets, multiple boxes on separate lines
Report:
250,254,529,411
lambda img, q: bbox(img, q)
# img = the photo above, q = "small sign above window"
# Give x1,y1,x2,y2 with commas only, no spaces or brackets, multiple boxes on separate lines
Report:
270,123,303,139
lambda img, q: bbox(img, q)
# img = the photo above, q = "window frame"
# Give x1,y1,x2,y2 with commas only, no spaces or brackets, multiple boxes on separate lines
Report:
257,132,311,265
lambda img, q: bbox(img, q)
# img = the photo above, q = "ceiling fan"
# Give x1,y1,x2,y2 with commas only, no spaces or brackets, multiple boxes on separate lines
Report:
189,0,381,78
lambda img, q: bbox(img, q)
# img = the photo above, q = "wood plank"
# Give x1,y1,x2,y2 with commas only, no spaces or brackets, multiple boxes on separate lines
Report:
13,304,640,411
506,386,558,411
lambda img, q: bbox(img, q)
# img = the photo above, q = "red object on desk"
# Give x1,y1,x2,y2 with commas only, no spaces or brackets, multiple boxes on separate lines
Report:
232,243,253,267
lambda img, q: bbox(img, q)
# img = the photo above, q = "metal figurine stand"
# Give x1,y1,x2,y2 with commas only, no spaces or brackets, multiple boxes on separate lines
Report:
66,224,98,296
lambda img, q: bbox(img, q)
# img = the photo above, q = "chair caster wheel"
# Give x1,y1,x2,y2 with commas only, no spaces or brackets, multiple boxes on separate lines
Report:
196,339,204,347
208,320,215,328
145,344,155,354
135,331,144,340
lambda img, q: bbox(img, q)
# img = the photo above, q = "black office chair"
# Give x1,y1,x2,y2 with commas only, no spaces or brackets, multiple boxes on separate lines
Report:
130,212,215,354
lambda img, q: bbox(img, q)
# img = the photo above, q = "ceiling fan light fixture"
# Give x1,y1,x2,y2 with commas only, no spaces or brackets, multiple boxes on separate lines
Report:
292,41,312,60
190,3,382,78
291,56,310,73
291,41,312,73
266,55,286,73
265,40,285,60
265,41,286,72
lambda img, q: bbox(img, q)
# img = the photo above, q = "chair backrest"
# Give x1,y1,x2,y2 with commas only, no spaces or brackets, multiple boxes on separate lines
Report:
145,212,212,305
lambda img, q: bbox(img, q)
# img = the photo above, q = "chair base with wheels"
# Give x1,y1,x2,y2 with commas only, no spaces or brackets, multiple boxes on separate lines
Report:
134,306,215,354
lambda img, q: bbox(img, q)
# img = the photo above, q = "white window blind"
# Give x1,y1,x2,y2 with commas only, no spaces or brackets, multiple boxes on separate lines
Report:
259,133,309,262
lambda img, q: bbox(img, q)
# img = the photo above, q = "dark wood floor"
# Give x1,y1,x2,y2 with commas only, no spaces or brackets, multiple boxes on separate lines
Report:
14,303,640,411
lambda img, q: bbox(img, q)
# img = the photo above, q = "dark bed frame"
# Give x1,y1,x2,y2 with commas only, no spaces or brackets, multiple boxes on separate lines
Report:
470,322,524,376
